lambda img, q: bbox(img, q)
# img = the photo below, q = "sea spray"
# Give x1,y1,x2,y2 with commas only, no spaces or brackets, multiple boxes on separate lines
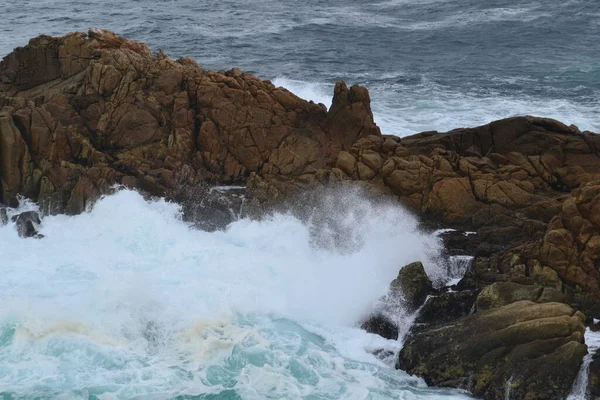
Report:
445,256,474,286
0,188,470,399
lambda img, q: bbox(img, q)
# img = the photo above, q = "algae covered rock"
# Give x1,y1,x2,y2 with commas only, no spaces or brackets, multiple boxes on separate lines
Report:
361,261,434,339
390,261,434,311
397,301,586,400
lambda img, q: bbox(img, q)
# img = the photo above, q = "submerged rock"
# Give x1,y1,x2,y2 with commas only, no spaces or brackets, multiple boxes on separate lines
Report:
11,210,43,238
176,185,246,231
398,301,586,400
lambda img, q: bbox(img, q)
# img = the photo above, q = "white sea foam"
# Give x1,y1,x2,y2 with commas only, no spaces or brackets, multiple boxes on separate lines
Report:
402,6,547,31
0,189,469,399
273,77,333,109
274,76,599,136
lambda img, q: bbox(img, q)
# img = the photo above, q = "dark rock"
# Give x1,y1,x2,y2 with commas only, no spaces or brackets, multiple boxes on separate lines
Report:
589,352,600,398
457,255,506,291
371,348,395,361
11,210,43,238
397,301,586,400
390,261,434,311
360,313,398,340
360,260,434,340
175,185,246,231
435,229,480,256
10,210,40,224
414,290,478,328
0,207,7,225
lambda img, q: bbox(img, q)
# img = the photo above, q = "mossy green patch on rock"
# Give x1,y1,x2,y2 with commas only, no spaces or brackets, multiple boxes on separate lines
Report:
398,301,586,400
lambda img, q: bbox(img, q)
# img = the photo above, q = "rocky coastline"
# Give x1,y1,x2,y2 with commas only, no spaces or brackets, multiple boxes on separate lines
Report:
2,29,600,399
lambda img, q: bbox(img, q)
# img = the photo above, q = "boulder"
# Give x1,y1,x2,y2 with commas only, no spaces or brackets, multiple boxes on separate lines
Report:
397,301,586,400
360,313,398,340
360,261,434,339
390,261,434,311
11,210,43,238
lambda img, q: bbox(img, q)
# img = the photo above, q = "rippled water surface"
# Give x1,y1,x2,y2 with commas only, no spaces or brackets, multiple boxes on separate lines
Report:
2,0,599,135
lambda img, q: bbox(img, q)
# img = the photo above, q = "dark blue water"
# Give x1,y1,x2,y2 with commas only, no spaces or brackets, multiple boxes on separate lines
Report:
2,0,599,135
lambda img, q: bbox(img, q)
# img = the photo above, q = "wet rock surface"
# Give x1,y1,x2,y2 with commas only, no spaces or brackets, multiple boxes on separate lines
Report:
413,290,477,329
360,313,398,340
175,185,246,231
398,301,587,400
0,207,7,225
390,261,434,312
360,261,434,340
11,210,43,238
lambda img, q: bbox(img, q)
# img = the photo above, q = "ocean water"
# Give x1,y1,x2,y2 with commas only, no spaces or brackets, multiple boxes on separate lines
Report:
1,0,599,135
0,189,472,399
1,1,597,398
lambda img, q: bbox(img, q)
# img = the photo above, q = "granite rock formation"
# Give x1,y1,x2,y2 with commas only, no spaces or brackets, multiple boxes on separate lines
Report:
0,29,378,215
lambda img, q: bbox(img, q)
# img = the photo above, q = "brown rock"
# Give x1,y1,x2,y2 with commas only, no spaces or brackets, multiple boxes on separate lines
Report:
0,30,378,211
336,151,357,176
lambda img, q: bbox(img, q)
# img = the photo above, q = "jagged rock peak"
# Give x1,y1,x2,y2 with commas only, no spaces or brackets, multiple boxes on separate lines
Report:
0,29,379,211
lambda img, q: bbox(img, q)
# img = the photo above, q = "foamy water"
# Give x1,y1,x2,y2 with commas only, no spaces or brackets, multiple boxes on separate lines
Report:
0,189,471,399
272,77,599,136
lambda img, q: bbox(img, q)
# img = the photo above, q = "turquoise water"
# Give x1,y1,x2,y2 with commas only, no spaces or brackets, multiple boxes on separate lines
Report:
0,190,472,399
